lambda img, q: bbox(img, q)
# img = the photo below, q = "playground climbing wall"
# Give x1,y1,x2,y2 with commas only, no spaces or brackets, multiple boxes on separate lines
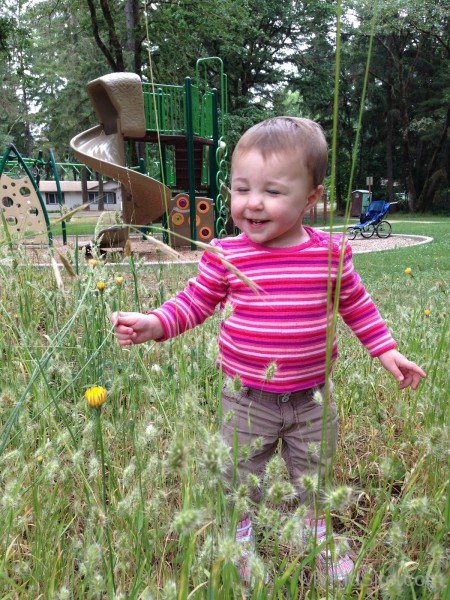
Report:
169,193,214,247
1,174,49,244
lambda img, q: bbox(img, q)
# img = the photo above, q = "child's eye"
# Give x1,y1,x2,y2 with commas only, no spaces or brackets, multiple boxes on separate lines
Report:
234,187,249,193
267,189,280,195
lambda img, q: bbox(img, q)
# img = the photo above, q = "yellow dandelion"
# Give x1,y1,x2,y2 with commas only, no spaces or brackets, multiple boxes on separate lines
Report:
404,267,413,276
88,258,99,268
115,276,124,286
97,281,106,292
36,455,44,463
85,386,108,408
424,309,431,317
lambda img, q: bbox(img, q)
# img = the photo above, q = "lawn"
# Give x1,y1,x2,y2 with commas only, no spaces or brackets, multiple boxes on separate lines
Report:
0,215,448,599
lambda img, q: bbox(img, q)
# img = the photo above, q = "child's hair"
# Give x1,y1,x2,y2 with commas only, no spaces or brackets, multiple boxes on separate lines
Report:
232,116,328,187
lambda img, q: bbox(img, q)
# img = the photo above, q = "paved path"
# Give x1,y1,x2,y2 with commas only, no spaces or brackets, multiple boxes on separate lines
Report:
18,232,433,267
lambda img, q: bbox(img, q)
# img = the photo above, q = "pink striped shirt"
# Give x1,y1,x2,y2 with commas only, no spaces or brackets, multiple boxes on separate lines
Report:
152,228,397,392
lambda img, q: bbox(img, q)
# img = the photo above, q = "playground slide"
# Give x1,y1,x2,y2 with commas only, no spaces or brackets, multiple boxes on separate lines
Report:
70,72,171,226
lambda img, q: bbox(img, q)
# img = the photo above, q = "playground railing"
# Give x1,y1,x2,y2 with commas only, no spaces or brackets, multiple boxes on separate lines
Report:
142,81,215,139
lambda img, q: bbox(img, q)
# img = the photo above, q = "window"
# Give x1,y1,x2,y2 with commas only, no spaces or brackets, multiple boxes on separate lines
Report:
46,192,64,205
88,192,116,205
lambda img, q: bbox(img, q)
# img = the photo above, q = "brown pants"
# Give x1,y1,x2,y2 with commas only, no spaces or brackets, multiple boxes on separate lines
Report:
221,380,338,504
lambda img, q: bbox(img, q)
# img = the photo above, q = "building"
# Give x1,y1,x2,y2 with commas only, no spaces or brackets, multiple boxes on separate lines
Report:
38,180,122,213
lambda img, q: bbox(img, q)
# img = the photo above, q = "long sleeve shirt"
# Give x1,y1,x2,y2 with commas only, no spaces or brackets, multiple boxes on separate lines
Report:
152,228,397,392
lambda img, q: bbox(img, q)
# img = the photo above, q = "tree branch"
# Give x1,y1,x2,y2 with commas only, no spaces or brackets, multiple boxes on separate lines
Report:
85,0,118,71
98,0,124,70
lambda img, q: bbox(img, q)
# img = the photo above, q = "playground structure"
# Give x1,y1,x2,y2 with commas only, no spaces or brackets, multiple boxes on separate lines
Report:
0,58,229,250
0,145,61,247
0,144,123,247
70,58,228,249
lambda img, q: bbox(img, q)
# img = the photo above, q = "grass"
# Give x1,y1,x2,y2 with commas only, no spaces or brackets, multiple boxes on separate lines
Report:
0,216,448,599
49,210,449,239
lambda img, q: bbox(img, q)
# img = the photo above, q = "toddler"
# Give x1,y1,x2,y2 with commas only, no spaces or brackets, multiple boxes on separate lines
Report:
111,117,425,586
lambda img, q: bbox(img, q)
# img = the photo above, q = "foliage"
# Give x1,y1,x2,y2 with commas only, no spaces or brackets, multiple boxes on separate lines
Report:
0,1,448,209
0,218,448,597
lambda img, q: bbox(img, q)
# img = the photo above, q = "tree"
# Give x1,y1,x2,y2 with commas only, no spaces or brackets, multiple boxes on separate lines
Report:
351,0,449,211
0,1,36,155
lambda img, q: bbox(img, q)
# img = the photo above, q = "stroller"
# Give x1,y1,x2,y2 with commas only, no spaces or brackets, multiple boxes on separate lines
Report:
346,200,392,239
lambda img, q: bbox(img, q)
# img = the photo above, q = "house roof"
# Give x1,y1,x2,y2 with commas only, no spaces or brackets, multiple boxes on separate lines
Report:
39,180,119,192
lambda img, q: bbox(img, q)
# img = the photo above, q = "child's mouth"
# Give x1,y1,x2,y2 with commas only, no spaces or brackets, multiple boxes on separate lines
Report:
248,219,267,225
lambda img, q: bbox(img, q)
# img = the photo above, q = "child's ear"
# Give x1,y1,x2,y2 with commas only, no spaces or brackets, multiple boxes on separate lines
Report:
306,185,324,208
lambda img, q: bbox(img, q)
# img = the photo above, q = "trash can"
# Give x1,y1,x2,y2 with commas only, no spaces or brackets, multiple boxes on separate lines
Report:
351,190,371,217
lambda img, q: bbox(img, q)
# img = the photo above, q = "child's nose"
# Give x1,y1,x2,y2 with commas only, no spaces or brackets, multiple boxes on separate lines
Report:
246,193,263,209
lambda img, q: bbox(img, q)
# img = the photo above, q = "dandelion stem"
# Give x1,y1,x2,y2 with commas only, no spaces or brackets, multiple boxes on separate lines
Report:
95,408,116,594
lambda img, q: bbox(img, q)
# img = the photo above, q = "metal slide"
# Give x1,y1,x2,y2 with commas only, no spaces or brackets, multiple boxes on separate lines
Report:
70,72,171,226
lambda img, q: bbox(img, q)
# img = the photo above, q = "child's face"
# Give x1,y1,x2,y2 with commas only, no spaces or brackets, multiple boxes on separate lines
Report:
230,149,322,247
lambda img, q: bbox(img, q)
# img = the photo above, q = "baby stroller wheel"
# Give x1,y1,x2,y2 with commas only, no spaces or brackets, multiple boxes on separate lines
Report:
376,220,392,238
360,224,375,238
346,226,357,240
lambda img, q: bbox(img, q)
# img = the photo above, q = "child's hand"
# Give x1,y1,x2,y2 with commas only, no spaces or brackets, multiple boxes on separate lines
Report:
377,349,426,390
110,312,164,346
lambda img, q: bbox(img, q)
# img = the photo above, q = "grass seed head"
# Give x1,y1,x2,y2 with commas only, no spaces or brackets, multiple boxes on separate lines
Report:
247,553,266,584
199,432,230,481
226,375,242,394
313,389,324,405
167,438,188,473
428,572,447,595
264,361,277,381
216,536,241,563
388,523,405,550
403,495,429,516
88,456,100,480
323,485,353,510
247,473,260,490
56,586,70,600
299,473,319,495
307,442,319,457
267,481,296,504
172,507,204,535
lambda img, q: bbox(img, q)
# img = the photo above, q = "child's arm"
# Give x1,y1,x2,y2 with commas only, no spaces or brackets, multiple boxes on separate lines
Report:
110,242,229,345
377,348,426,390
110,312,164,346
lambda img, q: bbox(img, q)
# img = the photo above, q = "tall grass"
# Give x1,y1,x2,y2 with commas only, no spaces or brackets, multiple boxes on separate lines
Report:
0,220,448,598
1,1,449,595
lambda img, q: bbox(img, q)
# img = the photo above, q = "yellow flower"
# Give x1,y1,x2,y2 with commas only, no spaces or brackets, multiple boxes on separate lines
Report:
97,281,106,292
424,308,431,317
115,276,124,286
85,386,108,408
36,455,44,463
88,259,99,268
404,267,413,275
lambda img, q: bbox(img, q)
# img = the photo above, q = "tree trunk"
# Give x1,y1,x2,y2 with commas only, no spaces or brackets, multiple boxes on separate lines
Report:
399,98,417,211
97,172,105,211
81,168,89,209
385,89,395,202
124,0,142,74
415,103,450,211
22,85,33,157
